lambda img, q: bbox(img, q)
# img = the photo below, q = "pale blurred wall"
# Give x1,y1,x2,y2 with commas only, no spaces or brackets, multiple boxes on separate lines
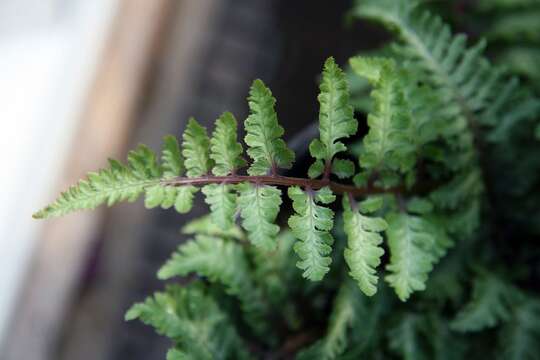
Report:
0,0,119,347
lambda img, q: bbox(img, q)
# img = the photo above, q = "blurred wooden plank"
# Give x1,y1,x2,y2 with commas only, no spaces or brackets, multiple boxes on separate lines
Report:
3,1,174,359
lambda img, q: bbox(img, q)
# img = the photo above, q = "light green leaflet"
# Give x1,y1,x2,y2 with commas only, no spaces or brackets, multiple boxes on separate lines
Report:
237,183,281,250
244,79,295,175
343,196,387,296
309,57,357,179
288,186,336,281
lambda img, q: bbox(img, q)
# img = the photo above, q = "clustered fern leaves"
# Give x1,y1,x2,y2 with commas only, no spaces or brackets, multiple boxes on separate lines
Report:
35,1,540,358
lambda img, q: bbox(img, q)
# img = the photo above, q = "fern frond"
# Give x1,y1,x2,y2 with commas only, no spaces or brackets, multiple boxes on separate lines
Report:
309,57,357,179
33,145,161,219
210,112,246,176
157,235,268,336
250,231,298,307
353,0,539,138
182,118,213,177
350,57,415,178
245,79,295,175
297,281,362,360
388,313,428,360
499,297,540,360
125,283,250,360
201,184,237,230
288,186,336,281
236,183,281,250
342,196,386,296
451,274,514,332
385,212,450,301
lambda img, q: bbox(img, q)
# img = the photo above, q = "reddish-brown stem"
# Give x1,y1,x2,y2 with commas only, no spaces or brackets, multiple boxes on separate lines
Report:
322,159,332,181
161,174,398,197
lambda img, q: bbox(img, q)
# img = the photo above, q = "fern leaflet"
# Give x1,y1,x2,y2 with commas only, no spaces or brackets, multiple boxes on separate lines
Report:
342,196,387,296
288,186,336,281
309,57,357,179
236,183,281,250
245,79,295,175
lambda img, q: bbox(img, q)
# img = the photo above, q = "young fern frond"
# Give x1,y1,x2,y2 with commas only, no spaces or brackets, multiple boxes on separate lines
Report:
125,283,251,360
157,235,269,337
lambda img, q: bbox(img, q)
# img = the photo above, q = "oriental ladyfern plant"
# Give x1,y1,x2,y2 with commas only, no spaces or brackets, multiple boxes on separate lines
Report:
35,1,540,358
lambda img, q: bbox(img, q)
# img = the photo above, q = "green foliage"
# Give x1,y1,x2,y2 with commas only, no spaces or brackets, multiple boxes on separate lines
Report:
451,274,514,332
245,79,295,175
158,235,269,337
388,313,428,360
342,196,386,296
33,145,161,219
297,281,363,359
499,297,540,360
125,283,250,359
288,186,336,281
182,118,213,177
210,112,246,176
236,183,281,250
385,212,452,301
34,3,540,355
201,184,237,230
309,57,357,179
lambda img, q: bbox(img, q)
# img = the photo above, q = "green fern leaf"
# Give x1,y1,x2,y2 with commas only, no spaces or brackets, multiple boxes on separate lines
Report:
158,235,268,336
244,79,295,175
309,57,357,178
384,212,449,301
499,297,540,360
451,274,513,332
297,281,362,359
353,0,538,139
343,196,387,296
236,183,281,250
210,112,246,176
161,135,183,178
350,57,414,175
201,184,237,230
388,313,428,360
182,118,213,177
126,283,250,360
33,146,161,219
288,186,336,281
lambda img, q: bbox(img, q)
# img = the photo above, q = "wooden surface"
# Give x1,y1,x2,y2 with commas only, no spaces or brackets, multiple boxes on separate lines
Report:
3,1,174,359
